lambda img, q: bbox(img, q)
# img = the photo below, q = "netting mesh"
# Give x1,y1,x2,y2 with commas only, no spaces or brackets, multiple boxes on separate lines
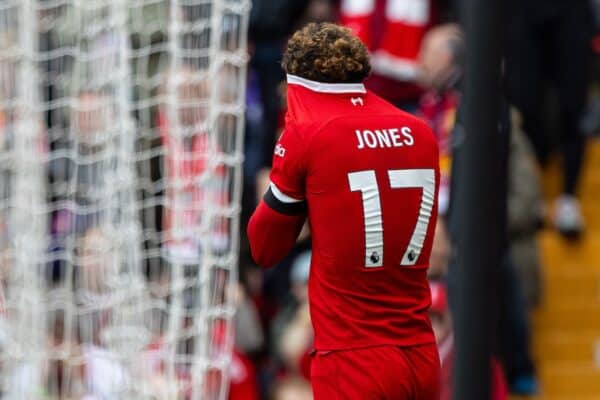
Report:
0,0,249,398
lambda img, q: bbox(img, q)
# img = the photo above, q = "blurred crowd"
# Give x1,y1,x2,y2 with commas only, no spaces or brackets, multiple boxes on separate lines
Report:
237,1,600,399
0,2,245,398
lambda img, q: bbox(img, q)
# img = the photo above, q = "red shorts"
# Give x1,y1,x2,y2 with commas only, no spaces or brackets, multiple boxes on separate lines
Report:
311,343,440,400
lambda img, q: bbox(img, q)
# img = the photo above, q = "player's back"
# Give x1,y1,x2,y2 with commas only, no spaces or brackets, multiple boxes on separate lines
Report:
272,75,440,350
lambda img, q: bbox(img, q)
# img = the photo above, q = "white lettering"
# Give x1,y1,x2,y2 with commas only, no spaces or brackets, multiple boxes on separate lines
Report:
401,127,414,146
375,129,392,147
363,130,377,148
356,130,365,149
389,128,403,147
355,127,415,149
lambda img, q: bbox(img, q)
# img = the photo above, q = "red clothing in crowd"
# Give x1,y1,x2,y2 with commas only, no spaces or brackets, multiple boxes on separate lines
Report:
340,0,437,104
158,112,229,263
228,350,260,400
438,335,509,400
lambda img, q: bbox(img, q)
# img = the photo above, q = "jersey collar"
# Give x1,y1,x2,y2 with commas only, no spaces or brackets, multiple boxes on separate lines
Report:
286,74,366,94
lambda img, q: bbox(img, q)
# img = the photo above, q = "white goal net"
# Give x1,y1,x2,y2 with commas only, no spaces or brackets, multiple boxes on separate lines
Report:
0,0,249,398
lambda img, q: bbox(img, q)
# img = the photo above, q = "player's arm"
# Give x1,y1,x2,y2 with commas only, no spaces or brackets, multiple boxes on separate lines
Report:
247,122,308,268
247,184,307,268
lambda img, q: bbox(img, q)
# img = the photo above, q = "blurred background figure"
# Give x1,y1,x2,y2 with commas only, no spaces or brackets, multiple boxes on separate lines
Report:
50,91,115,239
272,251,312,383
340,0,440,111
417,25,462,282
74,225,121,353
270,376,313,400
245,0,315,193
506,0,595,238
418,23,541,395
507,110,544,308
157,66,230,264
158,66,208,265
429,280,509,400
8,310,129,399
417,21,545,307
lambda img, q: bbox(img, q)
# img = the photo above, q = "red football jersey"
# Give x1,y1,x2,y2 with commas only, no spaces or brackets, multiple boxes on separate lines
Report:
268,75,440,351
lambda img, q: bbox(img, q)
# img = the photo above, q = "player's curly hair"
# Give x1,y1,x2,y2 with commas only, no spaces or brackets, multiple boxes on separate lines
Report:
282,22,371,83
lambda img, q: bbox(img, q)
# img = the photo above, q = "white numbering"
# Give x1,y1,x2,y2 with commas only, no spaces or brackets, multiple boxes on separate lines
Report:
348,170,384,267
348,169,435,268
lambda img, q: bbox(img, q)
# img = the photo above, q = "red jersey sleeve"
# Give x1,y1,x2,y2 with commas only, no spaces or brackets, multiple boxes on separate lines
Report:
248,121,309,268
247,201,306,268
269,122,308,200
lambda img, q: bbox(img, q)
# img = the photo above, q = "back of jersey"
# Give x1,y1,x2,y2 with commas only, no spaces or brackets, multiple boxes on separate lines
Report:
270,75,440,351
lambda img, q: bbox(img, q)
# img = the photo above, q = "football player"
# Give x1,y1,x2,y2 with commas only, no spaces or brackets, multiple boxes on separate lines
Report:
248,23,441,399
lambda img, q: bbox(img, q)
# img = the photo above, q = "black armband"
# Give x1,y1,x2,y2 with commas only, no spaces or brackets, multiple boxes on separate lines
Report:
263,187,307,215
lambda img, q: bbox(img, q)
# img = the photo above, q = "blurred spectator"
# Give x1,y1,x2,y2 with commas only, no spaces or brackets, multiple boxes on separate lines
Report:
51,91,116,240
429,217,452,278
213,319,262,400
417,23,460,280
75,226,121,366
49,91,122,286
233,282,265,354
278,302,312,381
9,311,128,399
270,376,313,400
418,24,540,395
418,23,544,306
417,24,462,280
76,226,116,297
228,348,261,400
157,67,229,264
158,67,208,264
248,0,310,172
508,110,544,308
340,0,438,110
506,0,595,238
302,0,336,24
429,280,508,400
417,23,461,215
272,251,312,381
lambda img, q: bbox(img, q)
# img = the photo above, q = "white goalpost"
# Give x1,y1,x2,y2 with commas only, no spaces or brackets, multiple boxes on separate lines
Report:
0,0,249,398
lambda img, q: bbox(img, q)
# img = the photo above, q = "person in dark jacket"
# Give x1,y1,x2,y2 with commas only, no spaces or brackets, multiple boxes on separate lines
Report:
506,0,595,238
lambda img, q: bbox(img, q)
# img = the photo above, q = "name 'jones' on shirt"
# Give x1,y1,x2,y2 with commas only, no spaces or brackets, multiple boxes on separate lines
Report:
355,127,414,149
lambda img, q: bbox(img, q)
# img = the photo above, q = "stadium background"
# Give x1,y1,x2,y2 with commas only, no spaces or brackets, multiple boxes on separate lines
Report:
0,0,598,399
241,1,600,399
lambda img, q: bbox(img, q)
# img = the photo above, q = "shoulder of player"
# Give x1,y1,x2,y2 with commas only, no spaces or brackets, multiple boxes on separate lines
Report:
399,111,435,135
384,107,437,146
408,116,439,154
284,113,332,144
283,117,319,141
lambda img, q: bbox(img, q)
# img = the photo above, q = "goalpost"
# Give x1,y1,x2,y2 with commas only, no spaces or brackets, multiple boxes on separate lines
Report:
0,0,249,398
